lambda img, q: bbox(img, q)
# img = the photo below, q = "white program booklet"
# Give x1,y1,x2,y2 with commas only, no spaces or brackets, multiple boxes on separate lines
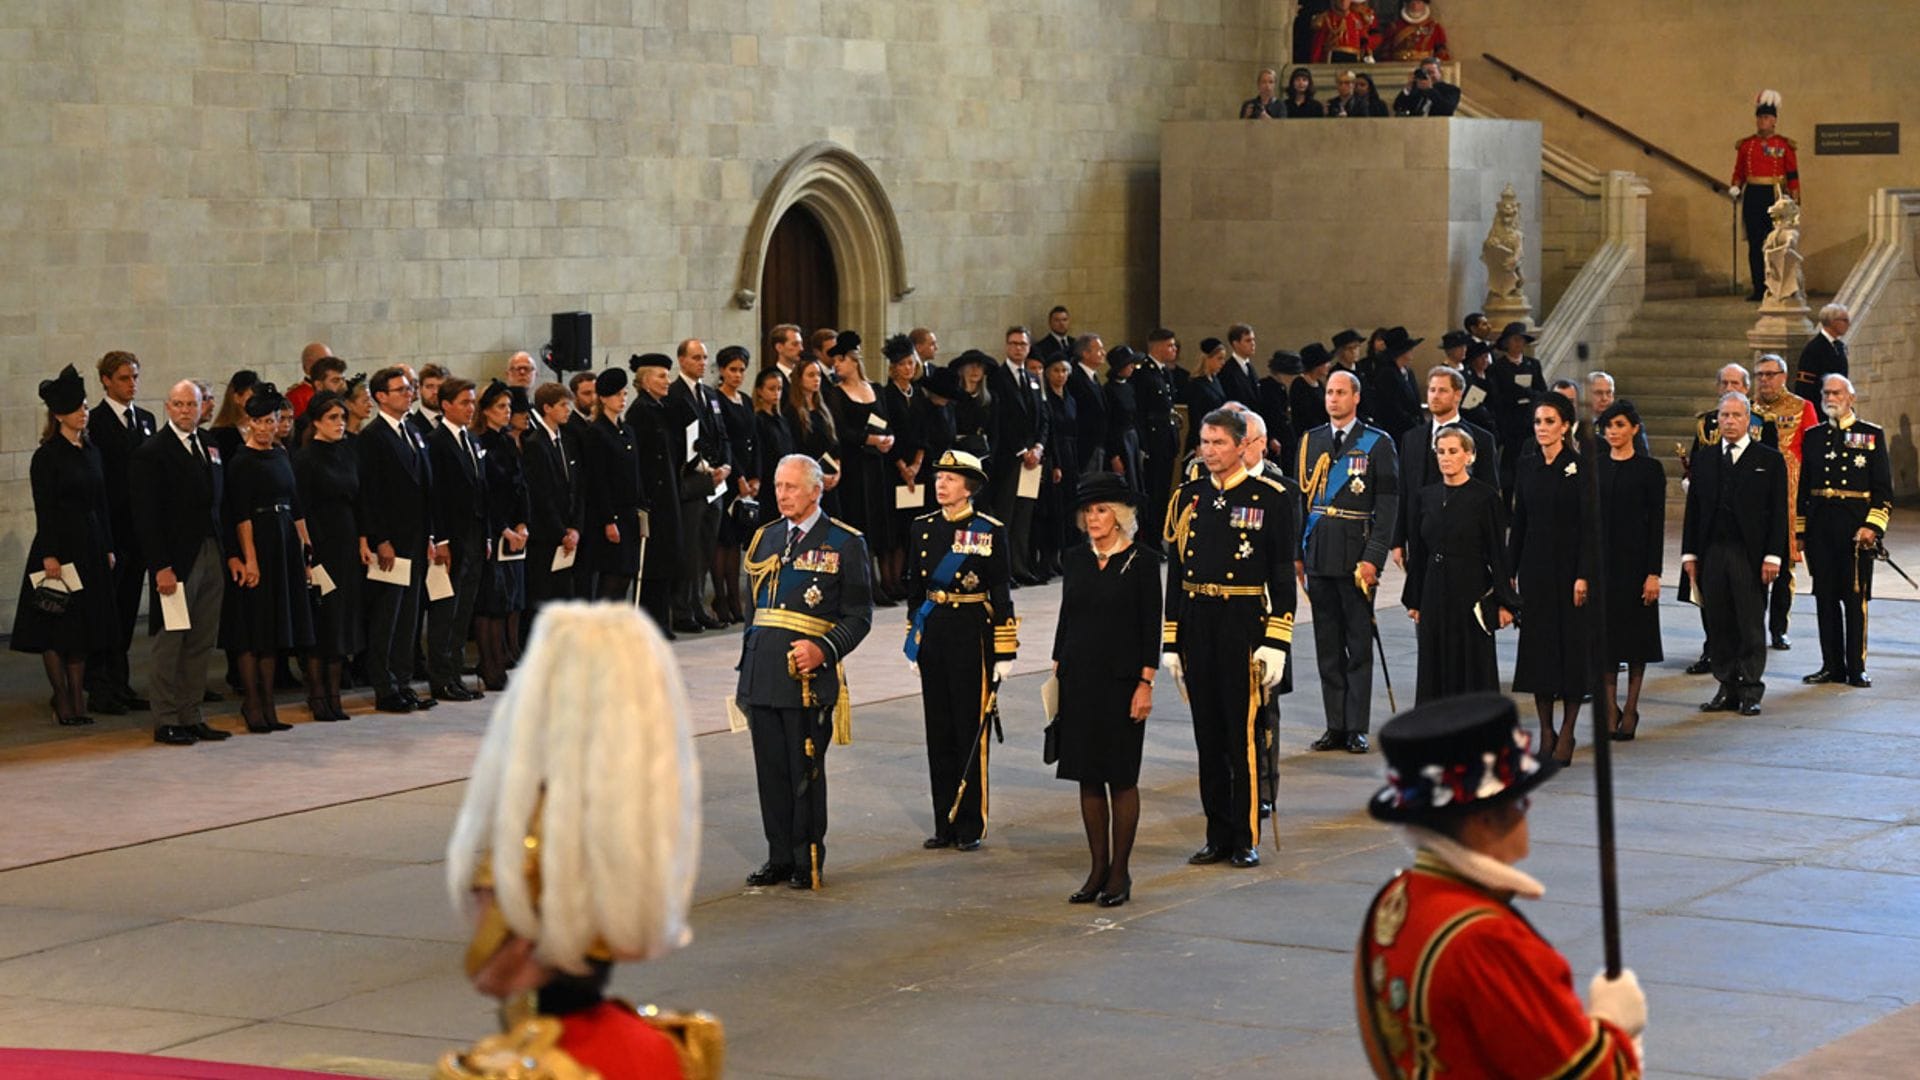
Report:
895,484,926,510
367,556,412,587
159,587,191,631
28,564,82,592
551,545,577,572
310,563,337,597
425,561,455,602
1017,461,1043,500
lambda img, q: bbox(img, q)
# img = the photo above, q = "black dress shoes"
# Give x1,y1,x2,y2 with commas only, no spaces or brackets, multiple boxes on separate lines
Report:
1309,731,1344,752
1849,674,1873,688
1701,688,1737,712
787,867,816,889
403,689,438,711
1230,848,1261,868
1068,882,1102,904
1188,844,1229,865
1259,800,1275,816
1802,669,1844,685
745,862,793,887
1737,700,1763,716
955,839,982,852
432,682,478,703
1097,876,1131,907
373,694,415,714
1685,657,1714,676
1346,733,1370,754
923,836,953,850
153,725,197,745
1770,634,1791,650
189,723,232,741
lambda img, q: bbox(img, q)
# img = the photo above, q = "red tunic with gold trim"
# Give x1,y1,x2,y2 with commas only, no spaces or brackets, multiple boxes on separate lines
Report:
1311,8,1376,62
1731,134,1801,200
1379,17,1451,61
1355,854,1641,1079
558,1002,687,1079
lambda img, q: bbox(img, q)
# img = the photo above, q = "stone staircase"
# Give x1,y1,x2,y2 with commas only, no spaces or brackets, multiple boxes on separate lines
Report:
1592,294,1760,497
1643,241,1721,301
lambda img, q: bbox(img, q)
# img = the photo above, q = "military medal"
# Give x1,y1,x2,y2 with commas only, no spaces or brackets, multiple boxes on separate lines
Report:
803,584,822,607
1350,476,1366,494
960,570,980,591
1235,538,1253,561
1213,495,1227,510
1855,454,1867,468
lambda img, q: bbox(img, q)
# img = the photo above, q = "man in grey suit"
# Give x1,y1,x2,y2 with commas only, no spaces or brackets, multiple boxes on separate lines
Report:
1295,372,1398,753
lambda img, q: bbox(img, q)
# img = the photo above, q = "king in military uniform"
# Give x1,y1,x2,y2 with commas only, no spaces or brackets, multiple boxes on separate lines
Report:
442,603,723,1080
737,454,875,890
1356,694,1645,1079
1797,375,1893,689
1730,89,1800,301
1164,407,1295,868
906,450,1018,851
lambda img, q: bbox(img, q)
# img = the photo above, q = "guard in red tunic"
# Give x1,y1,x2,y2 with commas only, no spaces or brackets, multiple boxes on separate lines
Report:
441,604,723,1080
1378,0,1451,61
1355,694,1647,1079
1312,0,1376,63
1730,90,1800,302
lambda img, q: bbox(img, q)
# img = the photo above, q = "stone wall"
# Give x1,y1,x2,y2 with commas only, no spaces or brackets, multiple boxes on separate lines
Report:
1540,174,1600,316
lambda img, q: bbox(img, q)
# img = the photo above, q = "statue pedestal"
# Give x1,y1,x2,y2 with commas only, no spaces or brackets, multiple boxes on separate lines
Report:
1482,296,1534,332
1747,301,1814,354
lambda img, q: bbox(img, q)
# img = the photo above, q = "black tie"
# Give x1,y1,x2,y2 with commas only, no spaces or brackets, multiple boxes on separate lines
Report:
1330,428,1346,457
189,431,207,467
460,429,478,478
784,524,804,562
1724,441,1736,467
554,427,569,481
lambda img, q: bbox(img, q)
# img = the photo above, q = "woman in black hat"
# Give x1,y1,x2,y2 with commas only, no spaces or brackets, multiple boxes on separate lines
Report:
12,365,122,726
1595,400,1665,740
580,367,645,603
472,380,531,689
949,350,995,460
219,384,316,733
822,332,896,578
1507,394,1595,763
292,391,364,721
1402,428,1519,702
1289,342,1332,436
1052,473,1162,907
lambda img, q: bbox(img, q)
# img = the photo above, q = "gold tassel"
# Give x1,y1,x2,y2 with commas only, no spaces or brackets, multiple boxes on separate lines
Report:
832,663,852,745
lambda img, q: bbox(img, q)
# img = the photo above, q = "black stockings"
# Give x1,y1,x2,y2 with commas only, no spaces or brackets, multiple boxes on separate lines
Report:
1078,782,1140,893
474,616,509,691
1533,693,1580,762
711,547,743,621
44,651,88,725
1600,663,1647,736
236,651,286,731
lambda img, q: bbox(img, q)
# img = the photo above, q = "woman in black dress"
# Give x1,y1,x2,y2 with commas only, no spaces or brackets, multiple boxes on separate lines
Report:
1052,473,1161,909
878,335,923,600
823,333,896,574
292,392,364,721
207,369,258,463
219,385,315,733
1038,357,1078,577
473,380,531,690
782,358,839,510
711,346,758,623
1595,400,1666,741
1402,428,1519,703
1276,67,1325,117
751,367,794,527
1508,395,1596,763
11,365,119,726
949,352,994,461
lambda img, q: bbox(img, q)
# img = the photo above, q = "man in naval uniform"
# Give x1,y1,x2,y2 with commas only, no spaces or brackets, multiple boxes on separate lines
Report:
1798,375,1893,689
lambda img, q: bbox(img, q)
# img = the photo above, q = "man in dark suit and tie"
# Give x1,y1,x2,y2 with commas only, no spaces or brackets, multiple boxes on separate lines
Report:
86,350,156,715
358,366,444,714
1794,304,1850,399
524,382,582,630
425,378,487,702
1390,366,1499,567
1033,306,1074,366
129,379,227,746
1682,392,1789,716
1065,334,1109,475
1220,324,1261,407
668,338,732,629
1134,329,1184,551
987,326,1049,583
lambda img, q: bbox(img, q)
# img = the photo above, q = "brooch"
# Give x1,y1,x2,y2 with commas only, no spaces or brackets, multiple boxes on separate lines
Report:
803,584,822,607
1564,460,1578,477
1349,477,1366,494
960,570,981,591
1235,538,1253,561
1855,454,1867,468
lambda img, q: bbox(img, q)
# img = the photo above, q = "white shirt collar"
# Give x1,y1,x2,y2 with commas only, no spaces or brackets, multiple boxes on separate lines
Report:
1724,431,1753,453
379,410,410,437
1078,362,1100,379
679,372,702,393
537,416,563,441
786,505,825,536
171,421,197,447
1821,328,1841,344
1331,419,1357,439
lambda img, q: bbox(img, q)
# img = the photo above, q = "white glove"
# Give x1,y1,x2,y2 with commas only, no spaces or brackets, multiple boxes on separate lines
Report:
1728,185,1741,198
908,660,920,676
1254,646,1288,689
1588,968,1647,1036
1162,652,1183,681
992,660,1012,682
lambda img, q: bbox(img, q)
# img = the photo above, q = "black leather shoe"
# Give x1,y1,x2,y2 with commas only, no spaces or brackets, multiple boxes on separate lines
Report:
1068,882,1102,904
1770,634,1791,650
57,714,95,727
154,725,198,745
1097,877,1132,907
955,839,982,852
1230,848,1261,868
403,690,438,711
1848,674,1873,688
923,836,953,850
1802,668,1844,685
189,723,232,741
1685,657,1714,675
90,695,130,716
1259,800,1275,815
373,694,415,714
203,689,224,703
432,682,478,702
1188,844,1229,865
1346,733,1370,754
1737,700,1763,716
1309,731,1344,752
745,862,793,887
788,867,816,889
1701,689,1736,712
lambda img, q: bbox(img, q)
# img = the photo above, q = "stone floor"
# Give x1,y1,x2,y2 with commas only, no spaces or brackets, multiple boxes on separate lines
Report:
1,515,1917,1079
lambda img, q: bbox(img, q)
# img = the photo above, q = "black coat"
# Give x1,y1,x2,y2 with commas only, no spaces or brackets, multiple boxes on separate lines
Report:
11,437,119,655
1681,438,1789,576
1064,365,1107,469
218,446,314,653
523,421,581,551
1219,355,1260,408
1490,355,1546,448
1508,448,1598,700
1182,375,1228,450
1596,452,1666,664
753,409,796,526
357,415,437,556
1367,362,1422,442
1255,376,1296,467
1103,373,1142,489
130,426,224,593
88,399,156,557
1392,418,1500,550
1051,543,1162,787
1794,330,1848,397
580,414,646,576
293,436,365,657
628,395,687,578
1400,479,1518,703
1289,376,1330,438
988,359,1048,487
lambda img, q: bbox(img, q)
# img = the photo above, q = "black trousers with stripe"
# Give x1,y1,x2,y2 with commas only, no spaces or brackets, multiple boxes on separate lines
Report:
1182,599,1263,851
918,610,992,843
749,704,832,872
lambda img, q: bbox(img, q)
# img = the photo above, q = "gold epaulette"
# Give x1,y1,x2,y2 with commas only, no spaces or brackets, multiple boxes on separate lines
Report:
976,512,1006,527
1255,473,1292,496
437,1017,594,1080
827,516,863,538
914,508,943,522
628,1002,727,1080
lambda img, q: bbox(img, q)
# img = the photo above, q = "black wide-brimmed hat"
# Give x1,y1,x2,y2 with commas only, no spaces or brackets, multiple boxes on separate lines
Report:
1299,342,1333,371
594,367,629,397
932,449,988,484
921,365,965,401
827,330,863,357
1464,339,1493,363
1268,350,1303,375
1106,344,1140,371
1440,329,1472,352
1332,328,1364,350
1368,693,1557,824
244,382,287,418
1496,321,1536,347
1377,327,1425,363
38,364,86,414
628,352,672,371
1074,471,1139,509
949,348,994,371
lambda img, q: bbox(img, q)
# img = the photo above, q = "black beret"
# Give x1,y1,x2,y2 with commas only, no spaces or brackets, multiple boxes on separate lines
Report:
628,352,672,371
595,368,629,396
38,364,86,414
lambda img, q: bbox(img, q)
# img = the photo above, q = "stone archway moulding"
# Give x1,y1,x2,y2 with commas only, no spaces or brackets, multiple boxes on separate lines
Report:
734,142,912,341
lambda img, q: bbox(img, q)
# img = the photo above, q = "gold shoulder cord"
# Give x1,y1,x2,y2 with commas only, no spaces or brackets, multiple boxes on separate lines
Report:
436,1017,596,1080
1170,497,1198,553
743,525,782,608
631,1004,727,1080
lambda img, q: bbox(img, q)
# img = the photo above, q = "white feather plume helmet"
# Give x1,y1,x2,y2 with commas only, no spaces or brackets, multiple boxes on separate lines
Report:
1755,89,1781,115
446,601,702,974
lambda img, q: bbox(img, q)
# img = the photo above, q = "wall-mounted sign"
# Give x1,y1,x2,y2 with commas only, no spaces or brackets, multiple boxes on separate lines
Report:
1815,124,1899,155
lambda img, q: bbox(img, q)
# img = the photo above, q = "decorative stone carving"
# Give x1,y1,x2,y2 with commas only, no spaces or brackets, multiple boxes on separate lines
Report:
1748,193,1815,353
1481,183,1533,329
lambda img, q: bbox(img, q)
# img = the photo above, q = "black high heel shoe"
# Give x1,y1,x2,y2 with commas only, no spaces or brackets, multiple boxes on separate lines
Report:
1069,870,1106,905
1610,709,1640,742
1097,875,1131,908
242,705,273,734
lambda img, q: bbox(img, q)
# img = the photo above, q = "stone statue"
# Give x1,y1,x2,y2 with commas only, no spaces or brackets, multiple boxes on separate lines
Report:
1762,194,1806,308
1481,184,1526,302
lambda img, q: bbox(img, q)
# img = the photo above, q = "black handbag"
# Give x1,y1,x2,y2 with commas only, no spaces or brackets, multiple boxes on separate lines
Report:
1042,718,1060,765
30,585,71,617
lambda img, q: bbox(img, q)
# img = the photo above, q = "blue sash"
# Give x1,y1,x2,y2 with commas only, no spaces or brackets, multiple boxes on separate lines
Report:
1301,429,1381,547
904,549,970,662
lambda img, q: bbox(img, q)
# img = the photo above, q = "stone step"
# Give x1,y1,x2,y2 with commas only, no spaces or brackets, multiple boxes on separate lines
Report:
1646,278,1707,301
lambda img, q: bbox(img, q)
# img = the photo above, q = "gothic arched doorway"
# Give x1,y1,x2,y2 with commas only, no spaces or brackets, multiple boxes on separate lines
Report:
758,205,840,353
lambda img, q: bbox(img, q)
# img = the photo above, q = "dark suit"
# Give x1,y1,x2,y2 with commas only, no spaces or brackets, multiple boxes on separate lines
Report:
1682,438,1789,706
129,425,224,729
358,413,438,699
737,514,874,880
1297,421,1399,735
1103,373,1144,493
86,398,155,701
1391,417,1500,551
1794,331,1848,398
1181,374,1228,451
523,419,581,617
1034,331,1074,367
1219,354,1260,409
669,377,730,624
426,423,487,688
986,358,1048,578
1367,363,1422,443
1065,364,1108,474
1133,361,1183,549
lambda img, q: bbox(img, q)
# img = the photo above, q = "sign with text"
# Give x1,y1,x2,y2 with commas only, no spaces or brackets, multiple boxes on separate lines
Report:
1815,123,1899,155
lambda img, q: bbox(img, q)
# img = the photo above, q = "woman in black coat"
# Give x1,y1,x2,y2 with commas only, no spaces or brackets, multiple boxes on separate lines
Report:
878,337,924,600
1402,428,1520,703
1051,474,1160,909
219,385,315,733
711,346,758,622
1595,400,1666,741
625,358,686,635
292,392,364,721
11,365,120,726
823,336,895,551
1038,358,1079,577
751,367,794,528
579,369,645,603
1508,395,1596,763
473,381,531,689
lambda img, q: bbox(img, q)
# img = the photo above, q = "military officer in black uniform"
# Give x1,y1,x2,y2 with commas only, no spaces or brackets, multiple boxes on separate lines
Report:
1134,329,1185,551
905,450,1018,852
1798,375,1892,689
738,453,875,890
1162,407,1295,868
1296,371,1398,753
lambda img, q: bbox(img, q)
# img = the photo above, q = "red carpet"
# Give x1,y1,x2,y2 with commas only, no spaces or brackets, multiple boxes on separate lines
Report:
0,1049,360,1079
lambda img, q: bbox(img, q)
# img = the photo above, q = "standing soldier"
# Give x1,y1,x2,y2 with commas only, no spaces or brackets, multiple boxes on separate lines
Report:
1163,408,1295,868
1751,353,1820,650
737,455,874,890
1730,89,1799,302
906,451,1017,852
1135,329,1185,552
1298,372,1398,754
1228,404,1301,817
1798,376,1892,689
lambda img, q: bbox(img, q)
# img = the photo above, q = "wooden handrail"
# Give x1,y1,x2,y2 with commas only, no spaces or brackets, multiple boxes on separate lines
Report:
1481,53,1725,194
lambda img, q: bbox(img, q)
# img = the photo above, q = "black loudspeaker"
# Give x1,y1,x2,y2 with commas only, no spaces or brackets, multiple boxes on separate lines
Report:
547,311,592,372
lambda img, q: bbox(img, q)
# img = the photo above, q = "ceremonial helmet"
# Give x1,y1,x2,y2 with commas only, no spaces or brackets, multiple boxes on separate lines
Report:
1754,89,1781,118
